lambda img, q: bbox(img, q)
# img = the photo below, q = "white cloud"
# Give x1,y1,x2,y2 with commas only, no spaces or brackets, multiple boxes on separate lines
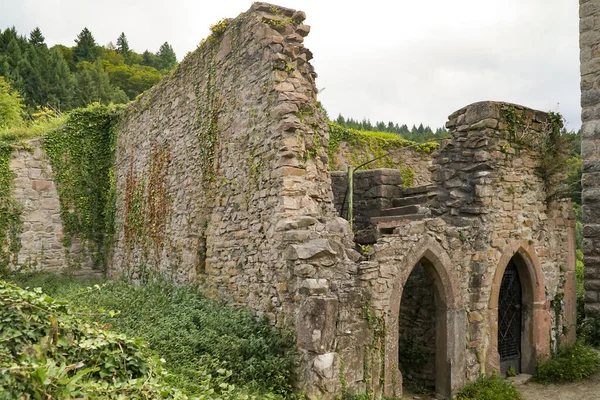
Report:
0,0,581,129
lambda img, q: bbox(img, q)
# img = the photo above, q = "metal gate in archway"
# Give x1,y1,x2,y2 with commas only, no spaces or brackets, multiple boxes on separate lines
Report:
498,260,522,375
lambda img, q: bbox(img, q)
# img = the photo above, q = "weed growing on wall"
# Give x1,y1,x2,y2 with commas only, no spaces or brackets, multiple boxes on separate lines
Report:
43,103,123,271
500,104,571,194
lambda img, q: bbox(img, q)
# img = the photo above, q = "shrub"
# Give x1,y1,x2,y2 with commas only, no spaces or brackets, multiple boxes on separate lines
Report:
532,341,600,383
0,280,190,399
8,272,297,398
456,375,523,400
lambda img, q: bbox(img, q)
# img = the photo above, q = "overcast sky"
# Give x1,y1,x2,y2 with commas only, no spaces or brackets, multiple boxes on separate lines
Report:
0,0,581,130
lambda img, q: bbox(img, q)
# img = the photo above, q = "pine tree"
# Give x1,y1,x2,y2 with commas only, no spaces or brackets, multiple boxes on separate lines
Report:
29,27,45,47
116,32,130,62
46,47,75,110
155,42,176,70
73,27,99,63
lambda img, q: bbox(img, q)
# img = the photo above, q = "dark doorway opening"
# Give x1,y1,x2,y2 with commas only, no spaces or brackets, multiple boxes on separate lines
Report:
499,259,523,376
398,261,436,394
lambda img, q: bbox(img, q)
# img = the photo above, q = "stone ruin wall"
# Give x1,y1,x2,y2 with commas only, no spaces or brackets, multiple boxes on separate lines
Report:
109,4,368,398
331,142,433,186
359,101,576,397
8,140,96,276
580,0,600,316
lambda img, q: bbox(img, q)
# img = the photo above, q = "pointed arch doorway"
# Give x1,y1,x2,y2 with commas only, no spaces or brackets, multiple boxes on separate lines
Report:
488,242,550,376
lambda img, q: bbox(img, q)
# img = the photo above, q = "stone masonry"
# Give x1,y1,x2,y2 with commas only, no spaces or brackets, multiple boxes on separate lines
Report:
109,4,367,398
5,4,579,400
357,101,576,398
580,0,600,315
9,139,96,276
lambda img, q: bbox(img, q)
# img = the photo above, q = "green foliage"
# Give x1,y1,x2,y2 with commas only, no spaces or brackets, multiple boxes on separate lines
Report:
43,104,122,270
456,375,523,400
400,166,415,188
328,122,439,169
7,273,297,398
333,113,449,143
0,26,175,112
73,27,100,63
0,139,22,272
532,341,600,383
0,76,24,129
0,280,192,399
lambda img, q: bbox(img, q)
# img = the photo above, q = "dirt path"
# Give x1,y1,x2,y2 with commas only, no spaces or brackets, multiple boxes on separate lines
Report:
401,372,600,399
518,372,600,400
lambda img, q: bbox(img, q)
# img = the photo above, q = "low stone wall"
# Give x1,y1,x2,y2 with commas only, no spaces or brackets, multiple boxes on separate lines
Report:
331,141,433,187
9,139,96,276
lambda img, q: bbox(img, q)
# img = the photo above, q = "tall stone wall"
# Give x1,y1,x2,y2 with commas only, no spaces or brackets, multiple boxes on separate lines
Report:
109,3,367,398
9,140,96,276
580,0,600,315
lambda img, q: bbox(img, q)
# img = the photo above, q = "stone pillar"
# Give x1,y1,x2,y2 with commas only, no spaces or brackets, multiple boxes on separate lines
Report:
580,0,600,315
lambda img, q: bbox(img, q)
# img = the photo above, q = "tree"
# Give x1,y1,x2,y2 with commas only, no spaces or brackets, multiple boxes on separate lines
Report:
74,61,128,107
46,47,75,110
141,50,158,68
116,33,129,54
116,32,131,63
155,42,176,70
29,27,45,47
0,76,24,129
73,27,99,63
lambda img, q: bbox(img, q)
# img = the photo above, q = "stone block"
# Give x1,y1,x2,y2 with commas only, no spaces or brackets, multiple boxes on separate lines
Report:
297,297,338,354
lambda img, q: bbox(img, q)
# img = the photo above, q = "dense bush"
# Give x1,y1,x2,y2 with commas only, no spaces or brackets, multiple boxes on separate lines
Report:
456,375,523,400
532,341,600,383
0,280,190,399
8,272,297,398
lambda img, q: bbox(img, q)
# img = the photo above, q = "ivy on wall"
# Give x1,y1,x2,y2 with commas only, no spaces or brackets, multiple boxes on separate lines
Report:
43,103,123,271
123,141,171,255
328,122,439,169
0,140,23,272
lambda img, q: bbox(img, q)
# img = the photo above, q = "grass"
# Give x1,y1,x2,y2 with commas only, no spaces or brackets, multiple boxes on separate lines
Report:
5,272,298,399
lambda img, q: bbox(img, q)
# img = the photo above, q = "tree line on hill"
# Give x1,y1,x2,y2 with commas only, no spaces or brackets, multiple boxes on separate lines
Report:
333,114,449,142
0,26,177,113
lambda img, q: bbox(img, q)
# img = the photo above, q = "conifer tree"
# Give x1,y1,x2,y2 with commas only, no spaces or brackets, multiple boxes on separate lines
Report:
29,27,45,46
116,32,130,62
155,42,176,70
73,27,99,63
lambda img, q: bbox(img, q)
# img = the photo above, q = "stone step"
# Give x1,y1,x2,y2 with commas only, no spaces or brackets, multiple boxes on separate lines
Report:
371,214,425,228
392,194,430,207
379,205,424,217
401,184,436,196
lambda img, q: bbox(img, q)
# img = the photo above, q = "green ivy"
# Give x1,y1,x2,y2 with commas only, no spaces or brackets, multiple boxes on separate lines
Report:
0,280,192,399
43,103,123,271
0,141,23,273
328,122,439,169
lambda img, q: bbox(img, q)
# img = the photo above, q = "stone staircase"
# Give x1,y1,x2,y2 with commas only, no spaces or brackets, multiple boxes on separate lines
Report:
371,184,437,235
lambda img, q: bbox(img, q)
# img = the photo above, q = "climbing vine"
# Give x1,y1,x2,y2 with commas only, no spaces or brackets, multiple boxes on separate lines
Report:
43,103,123,270
500,104,570,195
0,141,23,272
